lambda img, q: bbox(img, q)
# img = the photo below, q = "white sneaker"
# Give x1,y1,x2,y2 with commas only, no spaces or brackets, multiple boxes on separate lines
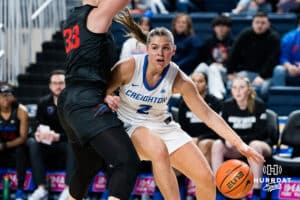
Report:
58,187,69,200
28,187,48,200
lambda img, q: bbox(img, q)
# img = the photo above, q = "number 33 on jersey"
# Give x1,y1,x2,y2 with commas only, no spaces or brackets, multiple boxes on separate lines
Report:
63,24,80,53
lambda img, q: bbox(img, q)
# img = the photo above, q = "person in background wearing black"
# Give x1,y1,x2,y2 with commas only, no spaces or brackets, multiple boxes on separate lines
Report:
178,70,223,166
211,76,272,200
0,82,29,200
27,70,75,200
57,0,140,200
197,15,234,100
226,12,280,100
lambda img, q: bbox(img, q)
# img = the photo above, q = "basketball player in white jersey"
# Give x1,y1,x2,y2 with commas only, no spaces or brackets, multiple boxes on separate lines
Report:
105,11,265,200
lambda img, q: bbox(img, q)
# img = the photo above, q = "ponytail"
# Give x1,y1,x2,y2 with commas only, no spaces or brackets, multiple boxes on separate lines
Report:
114,8,147,45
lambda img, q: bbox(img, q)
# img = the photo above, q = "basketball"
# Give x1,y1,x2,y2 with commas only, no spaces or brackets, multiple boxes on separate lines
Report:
216,159,254,199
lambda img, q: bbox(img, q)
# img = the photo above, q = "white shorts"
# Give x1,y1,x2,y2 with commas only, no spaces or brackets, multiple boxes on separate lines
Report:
124,121,192,154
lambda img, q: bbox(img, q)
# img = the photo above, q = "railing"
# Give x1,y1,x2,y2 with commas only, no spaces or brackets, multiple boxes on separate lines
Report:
0,0,66,84
0,22,7,82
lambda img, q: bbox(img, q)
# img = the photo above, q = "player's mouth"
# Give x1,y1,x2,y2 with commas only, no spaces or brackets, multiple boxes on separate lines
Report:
156,58,165,65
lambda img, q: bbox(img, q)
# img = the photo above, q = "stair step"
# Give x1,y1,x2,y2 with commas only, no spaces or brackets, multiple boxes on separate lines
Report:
18,74,49,85
16,85,49,98
16,30,66,104
52,31,63,41
17,97,40,105
26,63,65,74
36,51,66,62
16,85,49,104
42,41,65,51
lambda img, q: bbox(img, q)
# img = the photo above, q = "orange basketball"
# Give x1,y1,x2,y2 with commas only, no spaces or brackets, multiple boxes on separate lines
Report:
216,159,254,199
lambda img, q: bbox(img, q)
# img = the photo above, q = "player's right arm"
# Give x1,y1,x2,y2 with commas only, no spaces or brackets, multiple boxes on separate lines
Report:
86,0,131,33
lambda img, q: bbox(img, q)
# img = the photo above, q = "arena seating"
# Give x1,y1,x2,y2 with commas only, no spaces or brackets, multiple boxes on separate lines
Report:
267,86,300,116
112,12,298,54
230,13,298,37
202,0,237,13
273,110,300,176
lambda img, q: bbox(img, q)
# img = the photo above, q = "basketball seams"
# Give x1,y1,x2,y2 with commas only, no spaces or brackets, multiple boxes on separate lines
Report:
218,163,243,191
225,165,250,196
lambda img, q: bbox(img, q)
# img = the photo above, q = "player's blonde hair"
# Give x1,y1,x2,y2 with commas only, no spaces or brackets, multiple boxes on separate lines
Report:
114,8,174,45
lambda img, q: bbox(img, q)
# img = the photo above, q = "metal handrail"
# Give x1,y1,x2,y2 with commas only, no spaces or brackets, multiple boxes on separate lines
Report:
0,0,66,83
0,50,4,59
31,0,54,20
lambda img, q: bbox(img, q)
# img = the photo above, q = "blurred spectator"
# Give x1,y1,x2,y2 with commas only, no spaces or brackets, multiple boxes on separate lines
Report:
129,0,146,14
161,0,176,12
196,15,234,99
162,0,204,12
171,13,202,75
232,0,272,15
27,70,75,200
150,0,169,13
130,0,169,14
226,12,280,99
272,17,300,86
277,0,300,13
178,70,223,166
176,0,204,13
0,83,29,200
120,16,152,60
211,76,272,200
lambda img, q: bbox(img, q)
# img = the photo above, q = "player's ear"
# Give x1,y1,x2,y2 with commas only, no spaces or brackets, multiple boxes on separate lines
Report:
172,45,176,55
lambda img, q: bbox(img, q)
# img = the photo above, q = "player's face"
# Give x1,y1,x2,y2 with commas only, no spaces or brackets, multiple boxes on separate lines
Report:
252,17,270,34
191,73,207,94
49,74,65,97
231,79,250,103
147,35,175,69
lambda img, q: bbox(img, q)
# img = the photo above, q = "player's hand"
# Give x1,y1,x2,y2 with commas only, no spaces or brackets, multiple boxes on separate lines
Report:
104,95,120,111
236,142,265,164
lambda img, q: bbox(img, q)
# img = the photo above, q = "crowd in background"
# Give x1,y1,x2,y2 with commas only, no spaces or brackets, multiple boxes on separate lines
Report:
128,0,300,15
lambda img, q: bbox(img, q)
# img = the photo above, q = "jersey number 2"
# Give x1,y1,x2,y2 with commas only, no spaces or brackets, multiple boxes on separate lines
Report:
63,24,80,53
137,105,152,114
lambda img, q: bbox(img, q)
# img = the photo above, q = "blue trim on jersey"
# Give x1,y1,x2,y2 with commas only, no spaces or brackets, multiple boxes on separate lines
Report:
142,55,170,91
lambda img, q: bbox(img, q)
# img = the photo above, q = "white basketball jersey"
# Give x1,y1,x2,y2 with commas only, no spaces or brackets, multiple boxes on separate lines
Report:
117,54,179,125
